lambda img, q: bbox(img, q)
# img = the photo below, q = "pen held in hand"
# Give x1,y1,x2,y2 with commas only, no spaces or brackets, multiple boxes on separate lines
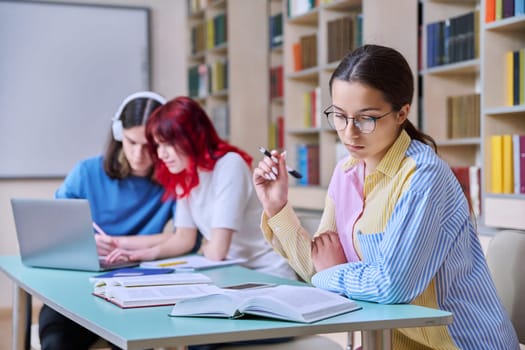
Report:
258,147,303,179
92,222,108,235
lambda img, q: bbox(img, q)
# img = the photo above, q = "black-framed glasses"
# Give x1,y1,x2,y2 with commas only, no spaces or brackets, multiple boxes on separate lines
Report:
323,106,395,134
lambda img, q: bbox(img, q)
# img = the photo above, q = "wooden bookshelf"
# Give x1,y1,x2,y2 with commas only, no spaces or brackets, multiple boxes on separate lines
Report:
186,0,269,161
482,8,525,230
268,0,285,150
421,0,525,230
284,0,418,210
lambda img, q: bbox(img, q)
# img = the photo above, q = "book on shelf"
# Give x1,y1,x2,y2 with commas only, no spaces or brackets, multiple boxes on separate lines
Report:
503,0,515,19
187,0,207,16
140,254,246,270
426,10,479,68
517,0,525,16
451,166,481,216
514,134,525,194
299,34,317,70
490,134,525,194
302,87,321,128
269,116,285,150
190,21,207,55
277,116,285,149
326,14,361,64
446,93,480,139
296,144,319,186
287,0,317,18
505,48,524,107
502,134,514,194
269,65,284,100
292,42,302,71
169,284,361,323
491,135,504,193
486,0,496,23
269,12,283,48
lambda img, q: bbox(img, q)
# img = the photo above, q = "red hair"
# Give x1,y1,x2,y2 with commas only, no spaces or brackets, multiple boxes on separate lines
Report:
146,96,252,199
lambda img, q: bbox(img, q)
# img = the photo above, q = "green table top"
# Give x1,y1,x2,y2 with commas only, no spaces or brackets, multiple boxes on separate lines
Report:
0,255,453,349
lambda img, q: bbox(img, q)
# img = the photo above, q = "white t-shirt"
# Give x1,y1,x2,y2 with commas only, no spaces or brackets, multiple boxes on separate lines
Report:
175,152,296,279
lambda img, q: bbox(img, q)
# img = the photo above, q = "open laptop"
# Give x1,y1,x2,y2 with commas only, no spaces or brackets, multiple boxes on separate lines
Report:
11,198,138,271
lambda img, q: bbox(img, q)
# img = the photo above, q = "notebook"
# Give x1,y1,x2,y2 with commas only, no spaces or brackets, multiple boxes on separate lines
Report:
10,198,138,271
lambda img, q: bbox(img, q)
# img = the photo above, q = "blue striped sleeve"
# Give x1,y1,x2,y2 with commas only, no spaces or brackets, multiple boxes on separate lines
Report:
312,161,467,304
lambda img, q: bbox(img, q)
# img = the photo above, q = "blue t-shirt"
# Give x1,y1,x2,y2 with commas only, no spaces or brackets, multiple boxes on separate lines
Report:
56,156,175,236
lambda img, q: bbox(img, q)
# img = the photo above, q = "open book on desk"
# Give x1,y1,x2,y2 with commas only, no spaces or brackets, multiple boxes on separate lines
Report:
92,272,212,288
92,272,214,309
169,284,361,323
94,283,221,309
140,254,246,270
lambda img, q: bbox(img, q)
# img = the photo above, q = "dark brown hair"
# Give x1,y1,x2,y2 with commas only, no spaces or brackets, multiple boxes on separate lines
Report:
329,44,436,151
104,97,164,179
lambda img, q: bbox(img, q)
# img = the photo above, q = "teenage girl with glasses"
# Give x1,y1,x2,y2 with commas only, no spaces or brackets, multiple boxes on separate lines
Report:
253,44,518,350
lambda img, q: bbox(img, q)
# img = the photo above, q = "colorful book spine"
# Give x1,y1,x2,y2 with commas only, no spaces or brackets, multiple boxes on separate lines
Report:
517,48,525,105
486,0,496,22
503,0,515,18
496,0,503,20
518,135,525,193
506,51,514,106
516,0,525,15
491,135,504,193
502,134,514,194
513,134,521,194
513,50,520,106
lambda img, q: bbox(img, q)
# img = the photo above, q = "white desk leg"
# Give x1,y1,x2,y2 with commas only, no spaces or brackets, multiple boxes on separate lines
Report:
12,283,30,350
361,329,392,350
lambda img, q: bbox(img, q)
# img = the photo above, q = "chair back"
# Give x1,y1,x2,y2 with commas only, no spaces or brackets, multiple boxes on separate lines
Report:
486,230,525,344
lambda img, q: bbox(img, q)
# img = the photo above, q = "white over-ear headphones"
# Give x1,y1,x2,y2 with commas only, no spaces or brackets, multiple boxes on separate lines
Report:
112,91,167,141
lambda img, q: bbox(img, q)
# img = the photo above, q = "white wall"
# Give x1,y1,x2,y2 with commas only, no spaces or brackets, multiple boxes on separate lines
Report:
0,0,187,309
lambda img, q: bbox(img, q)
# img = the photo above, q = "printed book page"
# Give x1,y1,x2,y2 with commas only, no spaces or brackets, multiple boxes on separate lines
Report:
92,272,212,294
170,284,361,323
94,283,222,309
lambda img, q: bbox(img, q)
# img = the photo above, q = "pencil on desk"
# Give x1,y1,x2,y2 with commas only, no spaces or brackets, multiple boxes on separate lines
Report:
158,260,187,267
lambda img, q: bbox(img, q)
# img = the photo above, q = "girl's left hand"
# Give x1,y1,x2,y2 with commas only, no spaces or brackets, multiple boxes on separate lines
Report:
311,231,347,272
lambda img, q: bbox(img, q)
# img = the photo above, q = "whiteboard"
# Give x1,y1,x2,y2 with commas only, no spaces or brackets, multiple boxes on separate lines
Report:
0,0,150,177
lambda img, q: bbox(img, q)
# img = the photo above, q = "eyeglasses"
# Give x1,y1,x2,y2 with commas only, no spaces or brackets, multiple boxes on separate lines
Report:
323,106,395,134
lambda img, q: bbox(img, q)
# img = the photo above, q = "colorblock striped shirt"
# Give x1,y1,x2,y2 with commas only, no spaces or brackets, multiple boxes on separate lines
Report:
262,131,519,349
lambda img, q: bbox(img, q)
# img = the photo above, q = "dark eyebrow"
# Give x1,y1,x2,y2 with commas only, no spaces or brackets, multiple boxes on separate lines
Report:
331,105,382,115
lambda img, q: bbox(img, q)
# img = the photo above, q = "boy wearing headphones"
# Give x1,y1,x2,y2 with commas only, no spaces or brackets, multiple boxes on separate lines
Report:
38,91,182,350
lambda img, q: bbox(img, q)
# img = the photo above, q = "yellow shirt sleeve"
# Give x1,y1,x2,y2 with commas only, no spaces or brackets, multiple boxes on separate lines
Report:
260,197,338,282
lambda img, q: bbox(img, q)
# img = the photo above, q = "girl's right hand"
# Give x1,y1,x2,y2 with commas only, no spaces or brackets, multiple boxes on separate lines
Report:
95,234,117,256
252,150,289,217
311,231,347,272
105,246,159,264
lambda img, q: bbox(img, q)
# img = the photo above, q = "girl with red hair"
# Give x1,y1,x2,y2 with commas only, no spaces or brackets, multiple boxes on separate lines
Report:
107,96,295,280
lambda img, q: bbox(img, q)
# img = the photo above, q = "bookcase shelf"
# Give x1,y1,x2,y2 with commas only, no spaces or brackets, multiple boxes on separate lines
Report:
282,0,417,209
420,0,525,230
423,58,480,75
481,5,525,230
187,0,269,159
437,137,481,146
